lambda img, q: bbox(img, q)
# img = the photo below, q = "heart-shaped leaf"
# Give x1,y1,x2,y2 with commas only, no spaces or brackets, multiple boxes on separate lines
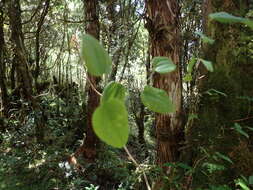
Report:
92,99,129,148
101,82,126,104
152,57,176,74
141,86,174,114
81,34,112,76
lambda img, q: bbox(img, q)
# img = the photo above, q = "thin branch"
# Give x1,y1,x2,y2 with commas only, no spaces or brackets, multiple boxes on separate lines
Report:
124,146,151,190
22,0,43,24
233,116,253,122
85,72,102,96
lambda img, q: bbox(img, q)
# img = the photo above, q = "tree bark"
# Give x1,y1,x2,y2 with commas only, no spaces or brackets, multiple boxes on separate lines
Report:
7,0,33,100
81,0,100,161
145,0,183,166
7,0,46,142
34,0,50,89
0,0,8,116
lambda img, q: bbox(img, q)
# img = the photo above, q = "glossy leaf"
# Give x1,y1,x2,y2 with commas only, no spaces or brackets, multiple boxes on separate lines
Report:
151,57,176,74
199,58,214,72
92,99,129,148
81,34,111,76
101,82,126,104
151,56,169,67
141,86,174,114
195,31,215,44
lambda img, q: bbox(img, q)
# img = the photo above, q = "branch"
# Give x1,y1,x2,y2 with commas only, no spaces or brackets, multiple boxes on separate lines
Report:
124,146,151,190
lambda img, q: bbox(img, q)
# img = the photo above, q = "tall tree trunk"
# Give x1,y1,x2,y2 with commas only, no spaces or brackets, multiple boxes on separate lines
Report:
34,0,50,89
145,0,182,165
189,0,253,186
7,0,46,142
81,0,100,161
7,0,33,100
0,0,8,116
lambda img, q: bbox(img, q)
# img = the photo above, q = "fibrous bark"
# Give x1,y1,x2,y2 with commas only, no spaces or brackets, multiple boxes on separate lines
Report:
145,0,183,166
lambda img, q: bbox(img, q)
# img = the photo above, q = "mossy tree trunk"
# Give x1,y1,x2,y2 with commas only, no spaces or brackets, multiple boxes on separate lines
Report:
189,0,253,186
7,0,33,100
0,0,9,116
7,0,46,142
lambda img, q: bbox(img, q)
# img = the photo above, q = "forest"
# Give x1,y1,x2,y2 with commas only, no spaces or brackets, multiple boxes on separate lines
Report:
0,0,253,190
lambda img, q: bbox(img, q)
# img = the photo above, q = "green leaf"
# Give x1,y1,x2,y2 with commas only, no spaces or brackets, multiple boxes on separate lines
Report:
242,19,253,30
199,58,214,72
205,89,227,97
195,31,215,44
151,57,176,74
188,113,198,121
176,163,193,171
232,123,249,138
81,34,112,76
209,12,253,30
92,99,129,148
209,12,243,23
101,82,126,104
215,152,233,164
235,179,250,190
183,73,192,82
141,86,174,114
187,57,197,73
151,57,169,67
249,176,253,185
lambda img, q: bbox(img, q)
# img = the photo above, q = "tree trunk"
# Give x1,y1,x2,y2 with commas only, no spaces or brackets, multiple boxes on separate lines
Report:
81,0,100,161
0,0,8,116
34,0,50,89
145,0,182,165
7,0,46,142
7,0,33,100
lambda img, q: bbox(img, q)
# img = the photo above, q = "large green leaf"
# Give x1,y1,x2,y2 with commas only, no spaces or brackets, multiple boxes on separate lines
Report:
81,34,112,76
141,86,174,114
151,56,176,74
101,82,126,104
209,12,253,30
199,58,214,72
195,31,215,44
92,99,129,148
